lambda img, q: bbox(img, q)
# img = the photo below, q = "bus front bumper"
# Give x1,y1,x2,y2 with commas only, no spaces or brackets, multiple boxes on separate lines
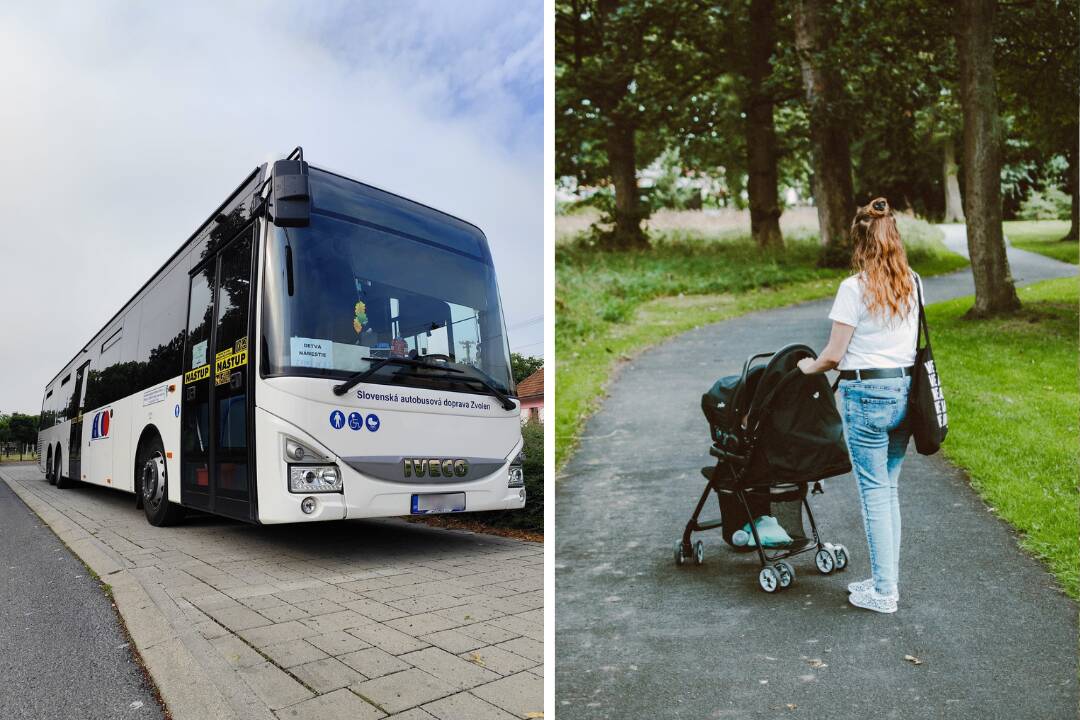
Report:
254,408,526,524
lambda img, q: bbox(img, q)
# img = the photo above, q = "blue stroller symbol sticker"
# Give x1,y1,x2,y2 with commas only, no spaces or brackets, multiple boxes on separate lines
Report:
348,411,363,430
329,410,346,429
365,413,380,432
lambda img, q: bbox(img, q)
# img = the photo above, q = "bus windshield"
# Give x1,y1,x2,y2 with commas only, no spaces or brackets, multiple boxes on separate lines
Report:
260,173,515,395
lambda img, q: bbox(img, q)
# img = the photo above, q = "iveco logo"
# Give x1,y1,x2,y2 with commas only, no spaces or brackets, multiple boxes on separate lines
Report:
403,458,469,478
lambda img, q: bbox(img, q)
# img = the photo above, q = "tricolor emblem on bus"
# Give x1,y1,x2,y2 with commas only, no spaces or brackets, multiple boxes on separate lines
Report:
91,409,112,440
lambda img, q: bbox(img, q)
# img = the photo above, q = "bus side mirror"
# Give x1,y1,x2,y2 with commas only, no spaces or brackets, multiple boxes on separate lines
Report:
270,160,310,227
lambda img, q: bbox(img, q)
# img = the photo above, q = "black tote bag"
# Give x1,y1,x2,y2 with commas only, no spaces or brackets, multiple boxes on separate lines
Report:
909,274,948,455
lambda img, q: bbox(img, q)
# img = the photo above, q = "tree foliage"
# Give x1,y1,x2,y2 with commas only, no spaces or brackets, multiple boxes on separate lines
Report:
510,353,544,385
0,412,39,455
556,0,1078,244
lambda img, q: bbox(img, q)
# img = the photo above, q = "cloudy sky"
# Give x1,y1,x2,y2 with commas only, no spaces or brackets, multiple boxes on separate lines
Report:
0,1,543,414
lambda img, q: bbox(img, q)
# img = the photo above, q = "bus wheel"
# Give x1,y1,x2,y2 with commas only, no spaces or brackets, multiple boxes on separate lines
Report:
46,446,55,484
139,436,184,527
55,448,73,489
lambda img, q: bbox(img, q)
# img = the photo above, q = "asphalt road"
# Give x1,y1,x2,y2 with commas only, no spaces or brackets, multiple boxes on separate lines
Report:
555,232,1078,719
0,467,164,720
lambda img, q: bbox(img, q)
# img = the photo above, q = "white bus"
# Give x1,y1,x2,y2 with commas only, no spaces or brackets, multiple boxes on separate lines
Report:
38,148,526,526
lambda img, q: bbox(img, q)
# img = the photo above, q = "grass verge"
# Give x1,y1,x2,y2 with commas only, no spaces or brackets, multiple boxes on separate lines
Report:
556,217,968,469
1004,220,1077,264
0,454,38,464
929,277,1078,598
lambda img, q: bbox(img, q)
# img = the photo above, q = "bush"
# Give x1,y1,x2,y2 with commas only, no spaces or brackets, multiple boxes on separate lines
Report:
1019,186,1071,221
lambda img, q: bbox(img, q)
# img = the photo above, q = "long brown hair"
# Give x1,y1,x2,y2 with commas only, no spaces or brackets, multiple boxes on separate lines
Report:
850,197,914,321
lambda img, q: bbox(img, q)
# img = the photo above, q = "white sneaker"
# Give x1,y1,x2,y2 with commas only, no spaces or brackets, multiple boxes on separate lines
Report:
848,588,898,614
847,578,899,601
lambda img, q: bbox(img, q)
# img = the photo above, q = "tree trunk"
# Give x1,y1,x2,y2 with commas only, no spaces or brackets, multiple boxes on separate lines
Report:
957,0,1020,316
793,0,854,267
1065,139,1078,242
605,115,647,249
942,138,965,222
745,0,783,250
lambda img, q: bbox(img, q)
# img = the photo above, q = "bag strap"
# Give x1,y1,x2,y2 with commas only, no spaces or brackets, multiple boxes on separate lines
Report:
912,271,930,350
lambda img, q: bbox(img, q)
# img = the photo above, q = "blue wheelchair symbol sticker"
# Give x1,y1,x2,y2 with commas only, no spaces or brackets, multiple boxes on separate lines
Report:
329,410,346,429
365,413,380,432
173,404,180,418
348,411,363,431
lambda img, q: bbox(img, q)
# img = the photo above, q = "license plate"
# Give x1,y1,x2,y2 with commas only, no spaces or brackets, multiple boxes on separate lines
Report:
411,492,466,515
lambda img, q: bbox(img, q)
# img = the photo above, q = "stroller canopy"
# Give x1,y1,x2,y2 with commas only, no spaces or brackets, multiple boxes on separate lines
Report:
701,344,851,486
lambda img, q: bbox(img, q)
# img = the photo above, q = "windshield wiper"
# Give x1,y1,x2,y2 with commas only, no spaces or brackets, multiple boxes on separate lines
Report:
332,357,462,396
393,371,517,411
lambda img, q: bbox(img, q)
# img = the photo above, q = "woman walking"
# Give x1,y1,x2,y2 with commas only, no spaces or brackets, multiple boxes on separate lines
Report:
796,198,921,614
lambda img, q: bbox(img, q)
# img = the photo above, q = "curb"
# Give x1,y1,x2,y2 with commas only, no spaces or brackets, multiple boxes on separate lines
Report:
1,468,271,720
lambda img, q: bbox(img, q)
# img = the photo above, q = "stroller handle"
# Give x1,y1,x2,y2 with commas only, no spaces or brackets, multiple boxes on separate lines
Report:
738,344,818,390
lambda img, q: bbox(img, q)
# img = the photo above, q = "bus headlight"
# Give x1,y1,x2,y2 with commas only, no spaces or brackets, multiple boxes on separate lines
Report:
285,437,324,463
288,465,342,493
507,464,524,488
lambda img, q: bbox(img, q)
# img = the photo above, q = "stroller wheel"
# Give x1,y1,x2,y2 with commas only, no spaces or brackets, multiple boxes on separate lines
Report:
834,545,849,571
775,561,795,588
674,541,687,566
693,541,705,565
758,566,780,593
815,548,836,575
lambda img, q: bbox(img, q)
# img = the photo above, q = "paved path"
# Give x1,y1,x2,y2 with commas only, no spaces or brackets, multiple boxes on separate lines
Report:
0,473,164,720
556,233,1077,719
1,464,542,720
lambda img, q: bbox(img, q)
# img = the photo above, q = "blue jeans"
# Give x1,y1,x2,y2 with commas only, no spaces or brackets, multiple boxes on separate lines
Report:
839,376,912,596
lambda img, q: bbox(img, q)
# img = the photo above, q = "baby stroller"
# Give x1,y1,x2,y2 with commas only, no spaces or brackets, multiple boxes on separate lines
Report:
673,344,853,593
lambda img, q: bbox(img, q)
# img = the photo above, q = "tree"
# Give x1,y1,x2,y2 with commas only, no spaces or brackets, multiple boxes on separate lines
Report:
7,414,39,460
942,137,966,222
556,0,695,248
793,0,854,266
557,0,650,248
510,353,544,385
957,0,1020,316
744,0,784,248
996,0,1079,240
1067,143,1079,241
669,1,802,245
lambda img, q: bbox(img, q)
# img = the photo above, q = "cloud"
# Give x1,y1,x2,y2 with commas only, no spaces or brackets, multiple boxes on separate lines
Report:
0,1,543,413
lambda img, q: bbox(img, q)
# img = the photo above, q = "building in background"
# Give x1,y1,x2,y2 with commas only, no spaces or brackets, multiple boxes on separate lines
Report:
518,367,544,424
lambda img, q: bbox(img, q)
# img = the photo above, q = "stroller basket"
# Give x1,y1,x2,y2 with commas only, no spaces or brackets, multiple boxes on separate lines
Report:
673,344,854,593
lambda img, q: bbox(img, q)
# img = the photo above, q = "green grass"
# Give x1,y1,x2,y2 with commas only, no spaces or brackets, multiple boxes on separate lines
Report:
556,217,968,469
929,277,1078,597
1004,220,1077,264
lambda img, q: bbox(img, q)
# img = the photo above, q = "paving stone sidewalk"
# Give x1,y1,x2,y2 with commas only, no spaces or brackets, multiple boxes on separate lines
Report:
2,464,542,720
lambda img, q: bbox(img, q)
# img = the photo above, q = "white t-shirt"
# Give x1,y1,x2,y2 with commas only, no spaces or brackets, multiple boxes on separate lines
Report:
828,273,923,370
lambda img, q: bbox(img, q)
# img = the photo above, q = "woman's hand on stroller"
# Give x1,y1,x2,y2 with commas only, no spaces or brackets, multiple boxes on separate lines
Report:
799,322,855,374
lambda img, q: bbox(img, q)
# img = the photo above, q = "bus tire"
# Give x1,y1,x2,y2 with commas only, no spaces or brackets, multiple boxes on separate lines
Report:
55,448,73,489
46,445,55,484
138,435,184,527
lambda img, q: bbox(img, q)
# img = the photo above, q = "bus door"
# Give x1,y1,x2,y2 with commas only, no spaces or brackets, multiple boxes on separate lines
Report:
68,360,90,481
181,227,255,520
